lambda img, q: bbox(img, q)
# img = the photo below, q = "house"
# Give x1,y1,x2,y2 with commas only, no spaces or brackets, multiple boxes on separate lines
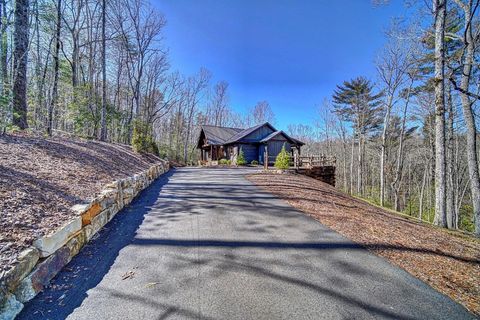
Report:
197,122,304,165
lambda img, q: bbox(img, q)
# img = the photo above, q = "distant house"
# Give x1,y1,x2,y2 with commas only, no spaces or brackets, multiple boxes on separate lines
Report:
196,122,304,164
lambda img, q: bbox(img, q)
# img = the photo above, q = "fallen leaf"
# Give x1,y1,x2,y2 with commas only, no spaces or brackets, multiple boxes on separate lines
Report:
121,270,135,280
145,282,159,288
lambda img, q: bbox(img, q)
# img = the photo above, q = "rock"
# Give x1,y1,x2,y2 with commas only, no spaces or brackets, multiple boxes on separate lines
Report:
15,246,70,303
83,224,94,242
0,248,39,292
107,204,119,221
89,209,109,238
123,187,134,198
71,203,91,215
104,180,120,190
0,293,23,320
121,177,133,189
98,189,118,210
123,196,133,206
33,217,82,258
81,202,102,226
64,229,87,258
14,227,87,304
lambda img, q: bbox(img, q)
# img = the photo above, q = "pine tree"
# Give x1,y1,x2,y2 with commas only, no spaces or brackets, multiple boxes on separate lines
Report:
332,77,383,195
237,147,246,165
274,144,290,170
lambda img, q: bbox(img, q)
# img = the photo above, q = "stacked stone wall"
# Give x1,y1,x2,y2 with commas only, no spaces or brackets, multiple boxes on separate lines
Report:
0,160,169,320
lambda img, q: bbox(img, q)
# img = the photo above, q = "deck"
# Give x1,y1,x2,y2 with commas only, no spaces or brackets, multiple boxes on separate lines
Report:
264,154,336,186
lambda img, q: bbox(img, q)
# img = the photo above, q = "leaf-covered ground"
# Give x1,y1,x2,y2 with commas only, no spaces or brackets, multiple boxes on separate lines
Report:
247,172,480,316
0,132,160,275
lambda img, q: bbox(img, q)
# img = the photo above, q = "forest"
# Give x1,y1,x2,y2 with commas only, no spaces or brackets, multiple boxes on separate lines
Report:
0,0,478,235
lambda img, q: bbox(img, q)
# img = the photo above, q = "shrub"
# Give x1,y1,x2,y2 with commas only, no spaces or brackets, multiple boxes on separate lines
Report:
237,147,246,165
274,144,290,170
132,119,159,155
227,160,232,165
251,160,259,166
219,158,229,165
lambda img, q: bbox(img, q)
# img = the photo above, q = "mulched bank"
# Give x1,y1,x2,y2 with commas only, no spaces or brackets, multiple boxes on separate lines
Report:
0,132,160,276
247,172,480,316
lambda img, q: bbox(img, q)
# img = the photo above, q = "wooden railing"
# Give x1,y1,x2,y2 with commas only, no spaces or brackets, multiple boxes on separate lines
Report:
295,155,336,168
263,152,336,169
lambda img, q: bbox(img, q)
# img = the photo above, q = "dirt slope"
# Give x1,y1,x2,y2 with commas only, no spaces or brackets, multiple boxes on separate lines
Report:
247,172,480,316
0,132,160,274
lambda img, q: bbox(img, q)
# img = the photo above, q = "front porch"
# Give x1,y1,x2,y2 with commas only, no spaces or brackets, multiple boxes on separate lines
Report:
199,145,227,165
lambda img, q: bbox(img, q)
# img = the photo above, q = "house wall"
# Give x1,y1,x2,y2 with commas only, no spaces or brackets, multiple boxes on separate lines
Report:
241,125,275,142
260,136,294,164
268,140,292,157
237,144,258,163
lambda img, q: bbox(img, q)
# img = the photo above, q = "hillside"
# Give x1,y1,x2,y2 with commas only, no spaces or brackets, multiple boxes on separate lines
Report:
0,132,161,275
247,173,480,316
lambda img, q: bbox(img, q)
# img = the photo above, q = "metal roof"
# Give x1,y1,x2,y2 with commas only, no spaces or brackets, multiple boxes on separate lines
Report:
200,125,243,146
198,122,304,147
223,122,275,144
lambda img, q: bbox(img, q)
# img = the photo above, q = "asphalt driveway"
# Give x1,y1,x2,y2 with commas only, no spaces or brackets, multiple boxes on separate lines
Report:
18,168,475,320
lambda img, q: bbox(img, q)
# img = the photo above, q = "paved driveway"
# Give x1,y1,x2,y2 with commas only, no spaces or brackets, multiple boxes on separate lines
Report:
18,168,474,320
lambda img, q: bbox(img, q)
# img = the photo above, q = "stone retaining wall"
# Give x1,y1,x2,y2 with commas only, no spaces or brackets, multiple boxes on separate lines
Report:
0,160,169,320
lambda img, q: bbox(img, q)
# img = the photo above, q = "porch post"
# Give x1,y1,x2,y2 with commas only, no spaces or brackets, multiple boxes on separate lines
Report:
264,144,268,170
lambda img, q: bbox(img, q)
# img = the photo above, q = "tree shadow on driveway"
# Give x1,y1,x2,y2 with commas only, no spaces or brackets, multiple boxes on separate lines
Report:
16,167,476,320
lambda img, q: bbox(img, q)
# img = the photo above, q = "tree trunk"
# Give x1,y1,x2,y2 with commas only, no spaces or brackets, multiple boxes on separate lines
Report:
350,135,355,194
419,161,428,220
1,0,8,97
446,82,455,229
47,0,62,136
100,0,107,141
12,0,29,129
380,94,394,206
391,79,413,211
433,0,447,227
452,0,480,236
357,132,362,195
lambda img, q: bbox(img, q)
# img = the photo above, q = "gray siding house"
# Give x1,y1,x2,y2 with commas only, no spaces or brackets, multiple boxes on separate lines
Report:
197,122,304,164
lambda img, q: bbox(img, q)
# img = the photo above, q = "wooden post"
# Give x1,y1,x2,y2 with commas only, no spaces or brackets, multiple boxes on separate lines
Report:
294,152,298,170
264,146,268,170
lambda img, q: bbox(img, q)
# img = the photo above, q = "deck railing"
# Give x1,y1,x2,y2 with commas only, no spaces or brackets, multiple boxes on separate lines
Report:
263,152,336,169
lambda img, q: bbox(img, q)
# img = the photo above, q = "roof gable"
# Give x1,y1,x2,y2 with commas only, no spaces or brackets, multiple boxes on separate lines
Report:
224,122,276,144
260,130,304,145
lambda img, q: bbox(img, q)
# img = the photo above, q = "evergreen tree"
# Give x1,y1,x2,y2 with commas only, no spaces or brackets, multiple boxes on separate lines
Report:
237,147,246,165
332,77,383,195
274,144,290,170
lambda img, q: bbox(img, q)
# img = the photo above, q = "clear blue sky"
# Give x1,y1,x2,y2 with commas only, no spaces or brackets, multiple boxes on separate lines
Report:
152,0,409,130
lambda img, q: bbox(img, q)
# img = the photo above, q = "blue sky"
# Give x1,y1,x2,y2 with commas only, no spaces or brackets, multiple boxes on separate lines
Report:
152,0,410,130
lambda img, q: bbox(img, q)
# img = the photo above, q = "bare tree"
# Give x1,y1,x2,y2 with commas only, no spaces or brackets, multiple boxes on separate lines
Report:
206,81,230,126
182,68,210,163
111,0,166,136
376,36,410,206
249,100,275,126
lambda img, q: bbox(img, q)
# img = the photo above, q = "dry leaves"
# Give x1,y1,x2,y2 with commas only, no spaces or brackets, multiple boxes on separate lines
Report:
0,132,160,275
